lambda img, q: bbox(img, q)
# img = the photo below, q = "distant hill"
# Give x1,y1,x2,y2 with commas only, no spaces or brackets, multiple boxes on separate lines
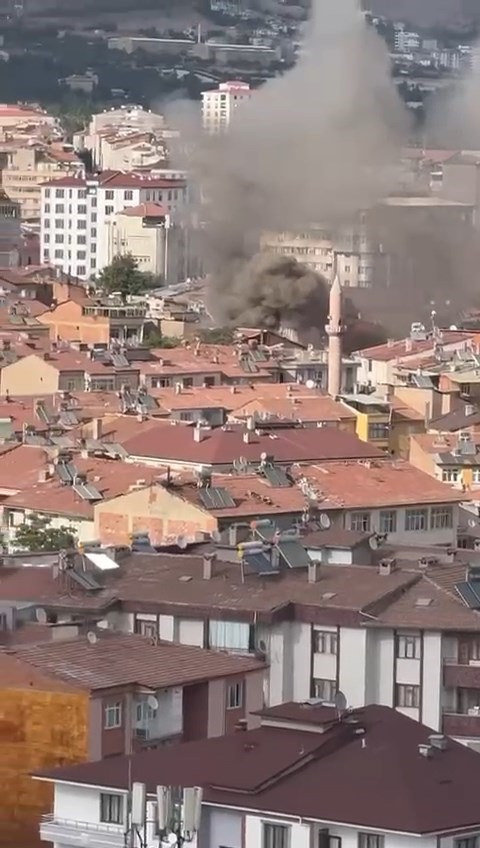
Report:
368,0,479,29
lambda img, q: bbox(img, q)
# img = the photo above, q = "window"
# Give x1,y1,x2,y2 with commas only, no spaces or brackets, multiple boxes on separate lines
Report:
91,258,96,269
312,678,337,702
135,617,157,638
473,469,480,484
395,684,420,708
77,265,86,276
55,188,65,198
456,839,478,848
44,188,51,198
263,823,290,848
54,219,64,229
358,835,384,848
55,204,64,214
44,203,50,214
368,422,389,440
104,702,122,728
209,620,252,652
124,190,133,200
203,376,215,387
77,220,87,229
55,234,64,243
91,227,97,238
54,249,63,259
396,633,420,659
405,509,427,532
379,510,396,534
105,205,114,216
100,793,123,824
77,250,86,260
44,219,50,228
226,680,244,709
314,630,338,655
77,235,87,245
78,190,86,199
430,506,453,530
442,468,459,483
77,204,87,215
350,511,371,532
105,190,114,199
183,377,193,388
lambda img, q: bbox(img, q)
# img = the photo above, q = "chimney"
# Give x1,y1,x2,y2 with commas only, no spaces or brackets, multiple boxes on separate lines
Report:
193,423,206,442
418,744,433,758
271,545,280,570
246,415,255,431
203,552,216,580
230,385,237,394
229,524,239,546
308,561,320,584
243,430,253,444
429,734,448,751
175,383,182,395
234,719,248,732
38,468,49,483
92,417,102,441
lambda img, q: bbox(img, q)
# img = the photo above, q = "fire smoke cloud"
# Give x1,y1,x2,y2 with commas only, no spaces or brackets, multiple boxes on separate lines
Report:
195,0,409,331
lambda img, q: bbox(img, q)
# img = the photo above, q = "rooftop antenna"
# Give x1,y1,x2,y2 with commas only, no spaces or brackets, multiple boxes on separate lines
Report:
334,689,347,721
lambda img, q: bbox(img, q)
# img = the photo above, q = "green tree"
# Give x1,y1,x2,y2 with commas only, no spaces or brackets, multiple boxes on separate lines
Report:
13,514,77,552
96,254,155,301
144,329,180,349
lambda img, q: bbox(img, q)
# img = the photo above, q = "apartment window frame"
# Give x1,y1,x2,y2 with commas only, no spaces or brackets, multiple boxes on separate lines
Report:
100,793,123,825
379,509,397,534
105,190,114,200
105,205,114,216
124,190,134,200
430,506,453,530
456,839,479,848
104,702,122,729
395,683,420,709
442,468,459,483
367,422,389,440
314,630,338,655
312,678,337,702
405,508,428,532
358,834,384,848
396,633,420,660
262,822,291,848
226,680,244,710
350,511,371,533
55,188,65,198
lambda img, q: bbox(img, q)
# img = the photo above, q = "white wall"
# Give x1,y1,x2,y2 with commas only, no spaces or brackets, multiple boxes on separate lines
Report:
422,632,442,731
269,623,291,705
176,618,204,647
339,628,367,706
292,622,312,701
209,809,242,848
54,784,126,825
374,630,395,706
159,614,174,641
245,815,310,848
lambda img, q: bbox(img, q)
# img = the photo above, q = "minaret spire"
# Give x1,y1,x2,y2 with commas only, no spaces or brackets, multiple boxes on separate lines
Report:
325,261,344,397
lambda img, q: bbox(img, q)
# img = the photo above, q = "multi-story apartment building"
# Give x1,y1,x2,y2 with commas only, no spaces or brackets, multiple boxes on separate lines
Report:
73,106,170,170
2,144,82,222
0,187,21,267
36,703,480,848
260,221,375,288
104,203,185,284
40,171,188,280
201,81,252,134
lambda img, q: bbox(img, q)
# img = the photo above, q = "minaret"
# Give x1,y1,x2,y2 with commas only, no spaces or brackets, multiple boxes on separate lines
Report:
325,273,344,398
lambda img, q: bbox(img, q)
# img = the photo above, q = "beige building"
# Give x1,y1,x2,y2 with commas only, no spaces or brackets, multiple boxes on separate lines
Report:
201,80,252,134
105,203,185,283
2,144,82,221
0,104,56,132
260,223,374,288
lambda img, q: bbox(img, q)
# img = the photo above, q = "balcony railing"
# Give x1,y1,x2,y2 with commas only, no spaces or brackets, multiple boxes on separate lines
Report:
40,814,125,847
442,712,480,738
443,659,480,688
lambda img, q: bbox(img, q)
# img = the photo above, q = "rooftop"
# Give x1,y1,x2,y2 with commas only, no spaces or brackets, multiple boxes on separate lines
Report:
41,170,186,189
8,630,264,691
355,331,472,361
35,704,480,835
118,202,168,218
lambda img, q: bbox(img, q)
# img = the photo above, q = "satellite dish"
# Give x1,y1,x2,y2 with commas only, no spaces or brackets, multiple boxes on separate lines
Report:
369,535,379,550
166,835,177,846
305,379,315,389
257,639,267,654
260,451,268,461
334,690,348,715
87,631,98,645
319,513,331,529
147,695,159,711
176,535,188,550
469,518,477,528
35,607,47,624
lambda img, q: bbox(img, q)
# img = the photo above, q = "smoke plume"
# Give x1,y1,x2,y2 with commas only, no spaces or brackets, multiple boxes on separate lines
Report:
195,0,409,332
426,49,480,147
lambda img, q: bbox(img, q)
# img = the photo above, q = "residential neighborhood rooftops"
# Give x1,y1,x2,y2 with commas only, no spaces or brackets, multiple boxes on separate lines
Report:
355,331,471,362
7,631,264,691
35,704,480,835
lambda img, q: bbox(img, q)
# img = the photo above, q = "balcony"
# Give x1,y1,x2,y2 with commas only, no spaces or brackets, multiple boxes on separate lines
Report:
40,815,124,848
443,659,480,688
442,712,480,738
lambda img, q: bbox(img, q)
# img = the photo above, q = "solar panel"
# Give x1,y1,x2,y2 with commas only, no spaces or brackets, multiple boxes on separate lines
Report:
104,442,129,459
278,540,312,569
137,393,157,411
456,581,480,609
73,482,103,501
250,349,267,362
198,487,236,510
69,569,101,591
55,462,72,483
239,357,258,373
245,551,280,575
460,441,476,456
35,402,51,424
264,466,291,488
412,374,434,390
111,353,130,368
59,411,80,427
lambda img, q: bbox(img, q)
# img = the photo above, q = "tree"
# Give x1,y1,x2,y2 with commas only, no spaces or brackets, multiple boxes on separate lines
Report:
13,514,77,552
144,329,180,349
96,254,155,301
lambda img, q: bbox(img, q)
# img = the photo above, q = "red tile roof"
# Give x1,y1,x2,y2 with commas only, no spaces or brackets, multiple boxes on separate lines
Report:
119,202,168,217
10,631,264,691
123,424,384,466
41,171,186,189
355,332,472,361
0,444,47,493
35,704,480,835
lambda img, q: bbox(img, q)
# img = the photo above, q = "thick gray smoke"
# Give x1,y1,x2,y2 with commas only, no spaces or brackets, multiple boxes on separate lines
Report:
426,50,480,147
197,0,409,330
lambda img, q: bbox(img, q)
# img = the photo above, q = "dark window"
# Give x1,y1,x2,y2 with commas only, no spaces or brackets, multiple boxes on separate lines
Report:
395,684,420,708
314,631,338,655
124,190,134,200
379,510,396,534
368,422,389,440
100,793,123,824
405,509,427,532
226,680,244,709
312,678,336,701
105,190,114,200
350,511,371,532
358,836,384,848
263,823,290,848
430,506,453,530
396,633,420,659
183,377,193,388
104,702,122,728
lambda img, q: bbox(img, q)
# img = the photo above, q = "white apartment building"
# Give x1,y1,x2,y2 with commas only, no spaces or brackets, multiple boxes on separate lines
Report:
36,702,480,848
260,223,375,288
201,81,252,134
74,106,169,170
40,171,188,280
